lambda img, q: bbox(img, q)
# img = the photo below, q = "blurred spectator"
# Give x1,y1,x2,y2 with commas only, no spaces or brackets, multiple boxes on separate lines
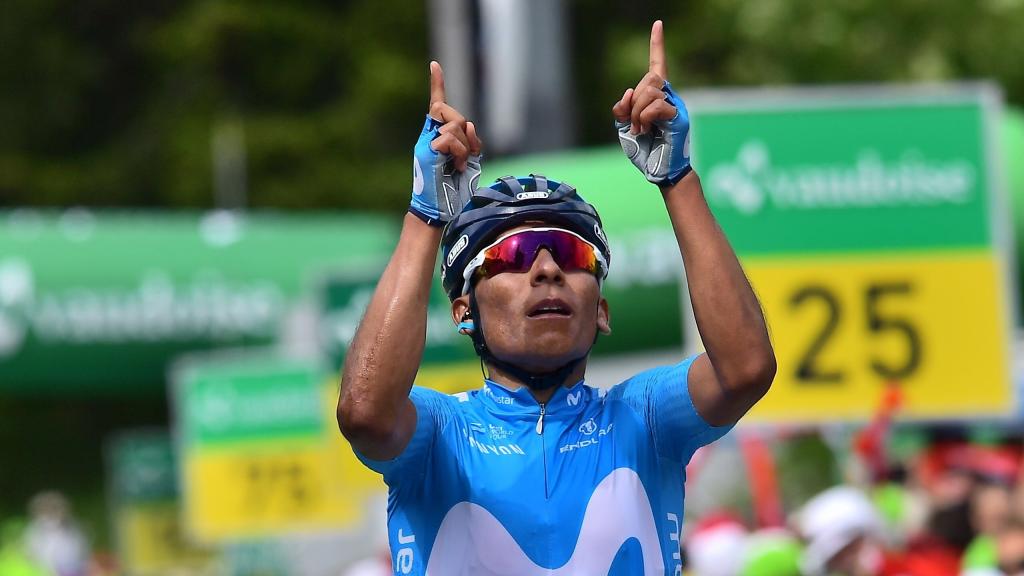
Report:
795,485,899,576
739,529,802,576
897,463,975,576
681,429,1024,576
23,492,88,576
1012,481,1024,522
685,513,749,576
0,520,48,576
962,482,1013,573
995,521,1024,576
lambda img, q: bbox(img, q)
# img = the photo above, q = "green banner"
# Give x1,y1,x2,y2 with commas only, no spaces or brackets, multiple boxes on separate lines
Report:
0,211,397,392
175,355,326,446
691,100,992,255
107,430,178,503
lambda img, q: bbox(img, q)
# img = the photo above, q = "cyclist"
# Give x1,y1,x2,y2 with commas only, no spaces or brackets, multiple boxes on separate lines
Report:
338,21,776,575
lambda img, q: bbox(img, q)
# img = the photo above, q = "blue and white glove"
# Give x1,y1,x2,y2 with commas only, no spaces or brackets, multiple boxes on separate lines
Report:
409,115,481,226
615,81,691,187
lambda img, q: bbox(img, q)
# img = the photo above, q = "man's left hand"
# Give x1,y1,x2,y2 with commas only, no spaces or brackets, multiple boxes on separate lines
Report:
612,20,691,188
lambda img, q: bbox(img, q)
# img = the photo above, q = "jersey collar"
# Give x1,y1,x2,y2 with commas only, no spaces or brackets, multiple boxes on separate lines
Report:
480,378,592,418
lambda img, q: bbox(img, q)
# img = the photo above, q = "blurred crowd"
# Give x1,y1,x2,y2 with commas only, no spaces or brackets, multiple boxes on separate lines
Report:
6,432,1024,576
684,434,1024,576
0,492,103,576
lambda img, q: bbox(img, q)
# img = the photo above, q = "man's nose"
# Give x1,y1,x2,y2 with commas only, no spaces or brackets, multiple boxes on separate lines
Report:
530,248,565,286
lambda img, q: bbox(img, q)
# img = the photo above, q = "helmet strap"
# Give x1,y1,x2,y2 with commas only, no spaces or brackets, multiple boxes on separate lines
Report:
468,283,590,391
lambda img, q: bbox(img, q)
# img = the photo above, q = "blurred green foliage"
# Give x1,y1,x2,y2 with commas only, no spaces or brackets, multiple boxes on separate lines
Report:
2,0,1023,210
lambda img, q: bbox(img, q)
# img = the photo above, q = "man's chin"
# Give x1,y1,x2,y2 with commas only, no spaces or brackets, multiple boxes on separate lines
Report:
498,351,584,375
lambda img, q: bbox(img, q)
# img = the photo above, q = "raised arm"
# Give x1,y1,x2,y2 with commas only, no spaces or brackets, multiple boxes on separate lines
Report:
613,21,775,426
338,62,481,460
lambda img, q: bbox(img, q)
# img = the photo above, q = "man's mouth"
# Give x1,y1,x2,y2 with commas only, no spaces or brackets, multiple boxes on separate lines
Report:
527,298,573,318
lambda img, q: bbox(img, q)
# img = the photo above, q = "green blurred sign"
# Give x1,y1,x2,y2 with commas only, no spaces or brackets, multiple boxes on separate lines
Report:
178,357,325,445
686,84,1013,423
106,430,213,574
694,98,991,254
173,352,377,542
0,211,397,392
319,275,474,367
107,430,178,503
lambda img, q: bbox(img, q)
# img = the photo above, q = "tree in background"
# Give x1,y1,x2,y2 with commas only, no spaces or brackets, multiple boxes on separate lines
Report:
2,0,1023,211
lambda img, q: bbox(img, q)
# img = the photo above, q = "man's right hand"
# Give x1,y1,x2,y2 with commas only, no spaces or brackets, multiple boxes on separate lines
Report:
409,61,483,226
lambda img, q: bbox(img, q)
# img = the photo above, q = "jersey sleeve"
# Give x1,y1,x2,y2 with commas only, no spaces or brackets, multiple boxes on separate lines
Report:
607,354,733,463
353,386,454,483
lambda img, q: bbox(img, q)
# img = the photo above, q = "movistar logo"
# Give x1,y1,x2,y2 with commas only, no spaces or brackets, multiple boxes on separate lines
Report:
706,140,976,215
567,390,582,406
425,468,664,574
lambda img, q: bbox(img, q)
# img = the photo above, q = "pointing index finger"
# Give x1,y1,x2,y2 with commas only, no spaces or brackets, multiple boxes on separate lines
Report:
648,20,667,79
429,61,446,113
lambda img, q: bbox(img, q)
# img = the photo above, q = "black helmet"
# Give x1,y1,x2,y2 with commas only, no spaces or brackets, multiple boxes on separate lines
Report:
440,174,611,301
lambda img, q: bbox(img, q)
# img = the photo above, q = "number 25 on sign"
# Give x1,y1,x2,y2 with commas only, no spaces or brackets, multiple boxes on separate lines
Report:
744,252,1010,423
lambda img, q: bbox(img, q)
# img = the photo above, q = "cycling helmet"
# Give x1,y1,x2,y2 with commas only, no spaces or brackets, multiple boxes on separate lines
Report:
440,174,611,301
440,174,610,390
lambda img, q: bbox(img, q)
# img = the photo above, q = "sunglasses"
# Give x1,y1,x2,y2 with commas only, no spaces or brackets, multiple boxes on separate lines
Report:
461,227,608,294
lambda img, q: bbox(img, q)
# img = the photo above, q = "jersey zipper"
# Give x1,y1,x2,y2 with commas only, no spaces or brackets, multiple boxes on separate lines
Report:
536,402,549,499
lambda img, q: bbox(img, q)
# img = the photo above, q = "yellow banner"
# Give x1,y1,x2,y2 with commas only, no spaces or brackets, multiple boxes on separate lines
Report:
185,440,364,541
116,502,212,573
742,250,1013,422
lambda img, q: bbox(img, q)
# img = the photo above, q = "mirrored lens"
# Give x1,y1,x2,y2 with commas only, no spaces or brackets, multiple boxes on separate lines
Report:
478,229,598,278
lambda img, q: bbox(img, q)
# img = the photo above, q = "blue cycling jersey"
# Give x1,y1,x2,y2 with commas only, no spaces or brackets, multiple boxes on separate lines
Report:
356,355,732,575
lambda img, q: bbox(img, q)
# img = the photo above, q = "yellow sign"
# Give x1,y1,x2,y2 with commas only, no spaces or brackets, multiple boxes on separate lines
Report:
744,250,1012,423
186,440,362,540
182,382,387,542
116,502,212,573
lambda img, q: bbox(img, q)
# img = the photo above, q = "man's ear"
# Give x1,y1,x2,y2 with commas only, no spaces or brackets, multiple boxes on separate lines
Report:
452,295,475,335
597,297,611,335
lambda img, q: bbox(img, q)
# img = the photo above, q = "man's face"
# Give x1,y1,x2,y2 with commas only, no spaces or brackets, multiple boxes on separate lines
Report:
452,225,611,374
998,527,1024,576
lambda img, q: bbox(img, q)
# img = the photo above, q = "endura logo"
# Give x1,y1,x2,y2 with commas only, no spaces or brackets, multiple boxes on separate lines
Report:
707,140,976,215
579,418,598,435
0,259,33,359
560,423,614,453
